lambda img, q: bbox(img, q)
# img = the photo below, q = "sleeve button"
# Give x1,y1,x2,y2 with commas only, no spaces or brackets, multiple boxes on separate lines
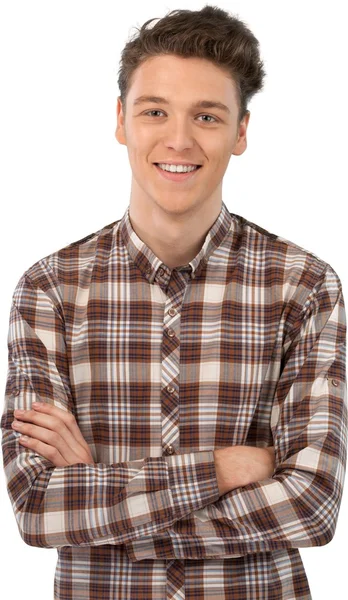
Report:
12,388,20,396
332,379,339,387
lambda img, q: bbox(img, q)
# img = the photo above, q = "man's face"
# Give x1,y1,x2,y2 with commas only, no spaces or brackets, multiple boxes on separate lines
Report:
115,54,249,216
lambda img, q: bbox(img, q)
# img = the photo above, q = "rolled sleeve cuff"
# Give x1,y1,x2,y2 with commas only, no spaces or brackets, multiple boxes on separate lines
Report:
125,450,220,562
165,450,220,520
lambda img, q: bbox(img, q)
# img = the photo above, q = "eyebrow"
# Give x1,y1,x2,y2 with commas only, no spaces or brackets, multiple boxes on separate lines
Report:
133,95,231,114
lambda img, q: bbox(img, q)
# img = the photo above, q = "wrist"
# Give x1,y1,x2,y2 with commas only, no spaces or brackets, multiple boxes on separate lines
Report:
214,447,241,495
214,445,276,496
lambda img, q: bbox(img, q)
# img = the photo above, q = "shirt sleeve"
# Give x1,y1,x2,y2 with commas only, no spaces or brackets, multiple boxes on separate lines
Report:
1,270,220,549
124,263,348,561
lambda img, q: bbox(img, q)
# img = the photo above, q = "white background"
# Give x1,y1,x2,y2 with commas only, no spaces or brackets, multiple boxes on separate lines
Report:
0,1,347,598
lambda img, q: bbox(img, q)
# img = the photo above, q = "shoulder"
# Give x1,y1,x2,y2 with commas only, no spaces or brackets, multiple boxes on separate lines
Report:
229,212,343,303
13,218,122,305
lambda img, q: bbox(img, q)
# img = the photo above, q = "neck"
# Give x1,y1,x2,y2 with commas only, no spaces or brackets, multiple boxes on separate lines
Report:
128,194,223,269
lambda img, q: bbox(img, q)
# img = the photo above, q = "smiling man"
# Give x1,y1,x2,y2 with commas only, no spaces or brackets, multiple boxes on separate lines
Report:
2,5,347,600
116,53,249,269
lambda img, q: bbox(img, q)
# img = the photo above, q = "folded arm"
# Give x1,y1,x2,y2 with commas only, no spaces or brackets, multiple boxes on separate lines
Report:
1,269,220,548
124,264,347,561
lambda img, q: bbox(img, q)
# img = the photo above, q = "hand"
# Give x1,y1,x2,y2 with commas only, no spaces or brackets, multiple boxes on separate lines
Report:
11,402,95,467
214,445,276,496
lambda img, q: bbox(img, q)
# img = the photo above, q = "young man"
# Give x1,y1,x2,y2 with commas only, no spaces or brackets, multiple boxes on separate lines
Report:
2,6,346,600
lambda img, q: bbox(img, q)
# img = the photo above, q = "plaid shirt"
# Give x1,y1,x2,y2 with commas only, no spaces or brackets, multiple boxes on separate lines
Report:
1,200,347,599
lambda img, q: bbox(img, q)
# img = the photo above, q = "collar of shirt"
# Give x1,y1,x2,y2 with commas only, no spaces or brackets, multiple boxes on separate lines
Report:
119,200,233,286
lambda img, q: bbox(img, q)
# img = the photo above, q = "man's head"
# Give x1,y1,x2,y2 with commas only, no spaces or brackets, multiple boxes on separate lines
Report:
115,5,266,218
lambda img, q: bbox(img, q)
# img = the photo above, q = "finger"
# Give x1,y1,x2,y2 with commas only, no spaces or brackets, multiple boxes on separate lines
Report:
13,405,87,450
31,403,91,452
18,436,69,467
14,421,83,465
13,411,87,464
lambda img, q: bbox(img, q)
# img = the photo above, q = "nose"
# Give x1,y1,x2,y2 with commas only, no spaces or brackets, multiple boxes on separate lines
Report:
163,117,195,153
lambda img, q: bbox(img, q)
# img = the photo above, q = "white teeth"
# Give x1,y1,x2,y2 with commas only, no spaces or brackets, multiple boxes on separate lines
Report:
157,163,198,173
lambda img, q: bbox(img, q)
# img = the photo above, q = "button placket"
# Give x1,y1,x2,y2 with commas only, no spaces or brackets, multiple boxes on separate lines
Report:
161,270,187,457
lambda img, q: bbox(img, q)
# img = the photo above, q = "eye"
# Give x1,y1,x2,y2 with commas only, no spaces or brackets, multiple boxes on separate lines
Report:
197,114,218,124
143,110,218,123
144,110,165,117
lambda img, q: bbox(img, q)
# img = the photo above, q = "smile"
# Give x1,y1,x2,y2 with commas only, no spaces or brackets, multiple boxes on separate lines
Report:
153,163,202,182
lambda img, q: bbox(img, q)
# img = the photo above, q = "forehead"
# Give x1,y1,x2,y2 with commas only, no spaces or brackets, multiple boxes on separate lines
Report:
127,54,237,106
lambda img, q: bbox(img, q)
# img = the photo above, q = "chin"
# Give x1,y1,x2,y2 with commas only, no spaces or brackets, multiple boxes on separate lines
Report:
155,198,200,215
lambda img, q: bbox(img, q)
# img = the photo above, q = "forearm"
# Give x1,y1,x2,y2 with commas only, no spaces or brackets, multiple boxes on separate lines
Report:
4,407,220,549
213,445,276,495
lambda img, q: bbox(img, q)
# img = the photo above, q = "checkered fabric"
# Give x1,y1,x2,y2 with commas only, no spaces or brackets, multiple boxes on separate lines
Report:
2,201,346,599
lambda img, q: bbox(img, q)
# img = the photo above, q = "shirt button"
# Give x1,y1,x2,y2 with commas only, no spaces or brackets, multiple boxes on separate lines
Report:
12,388,20,396
166,445,175,455
167,385,175,394
168,308,176,317
332,379,339,387
159,268,165,277
167,328,175,337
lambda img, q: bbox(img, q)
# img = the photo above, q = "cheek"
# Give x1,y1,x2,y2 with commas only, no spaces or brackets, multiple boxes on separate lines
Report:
205,138,232,163
216,143,234,168
132,125,155,144
209,152,231,173
128,133,154,162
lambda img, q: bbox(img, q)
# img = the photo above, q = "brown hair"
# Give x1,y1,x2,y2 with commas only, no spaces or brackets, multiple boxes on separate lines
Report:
117,4,266,124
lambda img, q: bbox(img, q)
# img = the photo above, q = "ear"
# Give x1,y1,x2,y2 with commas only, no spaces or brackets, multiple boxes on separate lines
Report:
115,96,127,145
232,111,250,157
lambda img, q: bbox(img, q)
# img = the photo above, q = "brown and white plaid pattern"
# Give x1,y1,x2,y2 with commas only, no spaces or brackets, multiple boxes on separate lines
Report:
1,200,347,599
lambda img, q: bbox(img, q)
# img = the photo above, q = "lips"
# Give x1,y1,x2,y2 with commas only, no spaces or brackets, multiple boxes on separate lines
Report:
153,163,202,169
153,163,202,182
